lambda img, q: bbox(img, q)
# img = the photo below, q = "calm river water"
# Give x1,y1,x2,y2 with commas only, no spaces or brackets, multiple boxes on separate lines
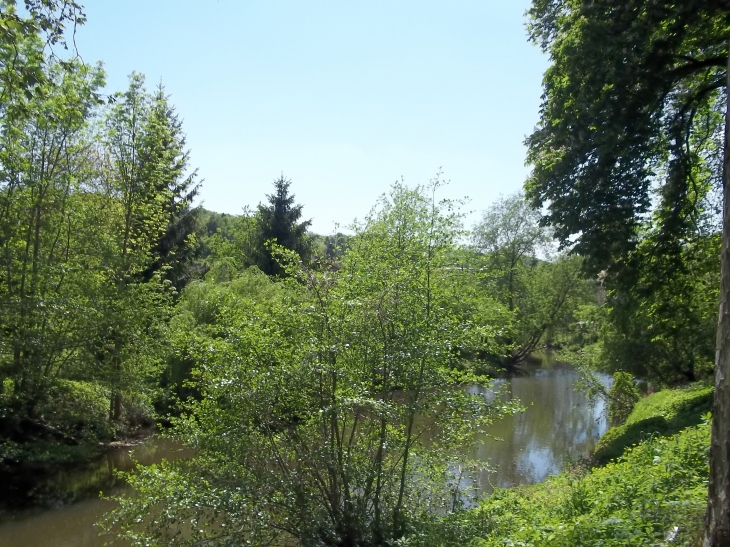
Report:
0,353,609,546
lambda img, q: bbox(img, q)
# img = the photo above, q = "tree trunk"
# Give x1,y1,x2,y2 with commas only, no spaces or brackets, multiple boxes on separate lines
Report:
704,46,730,547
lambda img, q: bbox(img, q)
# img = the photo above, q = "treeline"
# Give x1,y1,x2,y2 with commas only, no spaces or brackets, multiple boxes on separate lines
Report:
0,23,595,468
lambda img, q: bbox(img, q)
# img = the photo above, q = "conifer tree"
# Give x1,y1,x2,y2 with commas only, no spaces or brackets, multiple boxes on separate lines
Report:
137,85,201,290
255,175,311,276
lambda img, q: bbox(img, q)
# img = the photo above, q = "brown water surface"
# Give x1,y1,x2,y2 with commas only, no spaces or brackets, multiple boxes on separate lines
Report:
0,438,193,546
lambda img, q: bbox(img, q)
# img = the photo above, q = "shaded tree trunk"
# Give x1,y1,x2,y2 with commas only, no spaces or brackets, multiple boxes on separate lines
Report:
704,45,730,547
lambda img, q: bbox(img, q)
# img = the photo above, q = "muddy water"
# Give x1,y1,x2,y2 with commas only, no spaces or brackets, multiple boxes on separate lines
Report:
0,439,193,546
0,354,609,546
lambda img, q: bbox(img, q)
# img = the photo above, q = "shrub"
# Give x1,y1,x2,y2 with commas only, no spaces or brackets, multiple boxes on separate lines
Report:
36,379,113,442
607,371,641,425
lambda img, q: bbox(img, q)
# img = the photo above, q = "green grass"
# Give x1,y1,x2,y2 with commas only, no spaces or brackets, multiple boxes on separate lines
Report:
592,383,713,464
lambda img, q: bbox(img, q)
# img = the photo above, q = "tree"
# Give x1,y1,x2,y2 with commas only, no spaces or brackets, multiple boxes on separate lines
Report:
255,175,312,276
103,181,519,546
524,1,730,542
0,58,104,431
0,0,87,105
595,230,720,385
472,192,550,313
137,85,201,291
471,193,591,364
91,73,199,422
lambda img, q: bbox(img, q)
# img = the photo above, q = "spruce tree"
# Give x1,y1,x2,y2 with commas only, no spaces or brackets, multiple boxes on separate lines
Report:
255,175,311,276
137,85,201,290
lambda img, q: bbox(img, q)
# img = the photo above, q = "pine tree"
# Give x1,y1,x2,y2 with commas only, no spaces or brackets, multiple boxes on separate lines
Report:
137,84,201,290
255,175,311,276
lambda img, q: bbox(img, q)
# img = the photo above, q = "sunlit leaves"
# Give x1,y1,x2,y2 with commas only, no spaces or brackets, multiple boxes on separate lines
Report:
104,179,520,546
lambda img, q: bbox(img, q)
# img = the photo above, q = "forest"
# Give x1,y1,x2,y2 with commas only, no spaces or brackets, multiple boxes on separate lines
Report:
0,1,729,546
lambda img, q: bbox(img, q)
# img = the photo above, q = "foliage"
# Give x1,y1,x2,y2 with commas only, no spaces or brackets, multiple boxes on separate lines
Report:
37,380,111,438
607,372,641,426
524,5,730,538
0,56,201,451
102,181,520,546
471,192,550,314
136,84,202,291
159,266,285,408
470,193,595,364
597,232,719,384
525,0,728,273
594,384,713,464
0,0,87,105
0,58,106,423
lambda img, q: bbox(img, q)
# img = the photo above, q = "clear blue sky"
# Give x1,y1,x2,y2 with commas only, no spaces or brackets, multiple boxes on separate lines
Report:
75,1,548,234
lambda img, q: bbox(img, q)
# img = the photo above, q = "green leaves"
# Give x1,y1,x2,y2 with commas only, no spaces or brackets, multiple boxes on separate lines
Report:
469,192,593,365
105,179,520,546
526,0,730,273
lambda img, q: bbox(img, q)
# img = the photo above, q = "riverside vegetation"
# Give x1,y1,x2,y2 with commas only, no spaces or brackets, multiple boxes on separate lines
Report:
0,0,728,546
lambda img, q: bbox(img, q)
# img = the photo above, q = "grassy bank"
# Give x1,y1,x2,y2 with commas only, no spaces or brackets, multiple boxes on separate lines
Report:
427,421,709,546
593,383,713,464
417,386,712,546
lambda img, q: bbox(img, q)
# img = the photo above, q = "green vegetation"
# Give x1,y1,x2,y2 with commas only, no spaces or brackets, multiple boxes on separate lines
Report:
524,1,730,540
606,372,641,426
1,1,729,545
594,384,713,465
101,182,523,546
467,192,594,367
432,420,710,547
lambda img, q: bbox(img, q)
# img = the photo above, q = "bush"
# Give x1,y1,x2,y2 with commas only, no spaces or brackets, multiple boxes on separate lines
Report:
607,371,641,425
37,379,112,441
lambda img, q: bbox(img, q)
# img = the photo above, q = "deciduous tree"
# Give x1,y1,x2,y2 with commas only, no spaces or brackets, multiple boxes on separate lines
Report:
524,1,730,542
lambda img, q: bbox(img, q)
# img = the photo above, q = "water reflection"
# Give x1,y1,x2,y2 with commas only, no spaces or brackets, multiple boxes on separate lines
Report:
0,438,192,547
470,354,610,492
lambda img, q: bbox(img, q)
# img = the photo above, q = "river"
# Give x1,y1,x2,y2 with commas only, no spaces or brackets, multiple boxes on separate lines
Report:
0,353,610,546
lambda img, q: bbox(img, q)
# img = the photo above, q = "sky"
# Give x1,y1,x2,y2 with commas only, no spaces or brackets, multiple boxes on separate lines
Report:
74,1,549,234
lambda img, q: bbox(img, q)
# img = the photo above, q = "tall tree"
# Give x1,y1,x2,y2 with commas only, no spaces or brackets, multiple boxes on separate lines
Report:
472,192,550,312
0,0,90,107
0,56,104,424
137,85,201,290
524,1,730,543
93,73,199,421
255,175,311,276
471,193,589,364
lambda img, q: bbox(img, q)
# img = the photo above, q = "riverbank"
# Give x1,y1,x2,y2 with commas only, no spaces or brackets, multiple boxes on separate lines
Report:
430,385,713,546
593,383,713,464
0,424,157,469
0,357,606,546
0,426,158,517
